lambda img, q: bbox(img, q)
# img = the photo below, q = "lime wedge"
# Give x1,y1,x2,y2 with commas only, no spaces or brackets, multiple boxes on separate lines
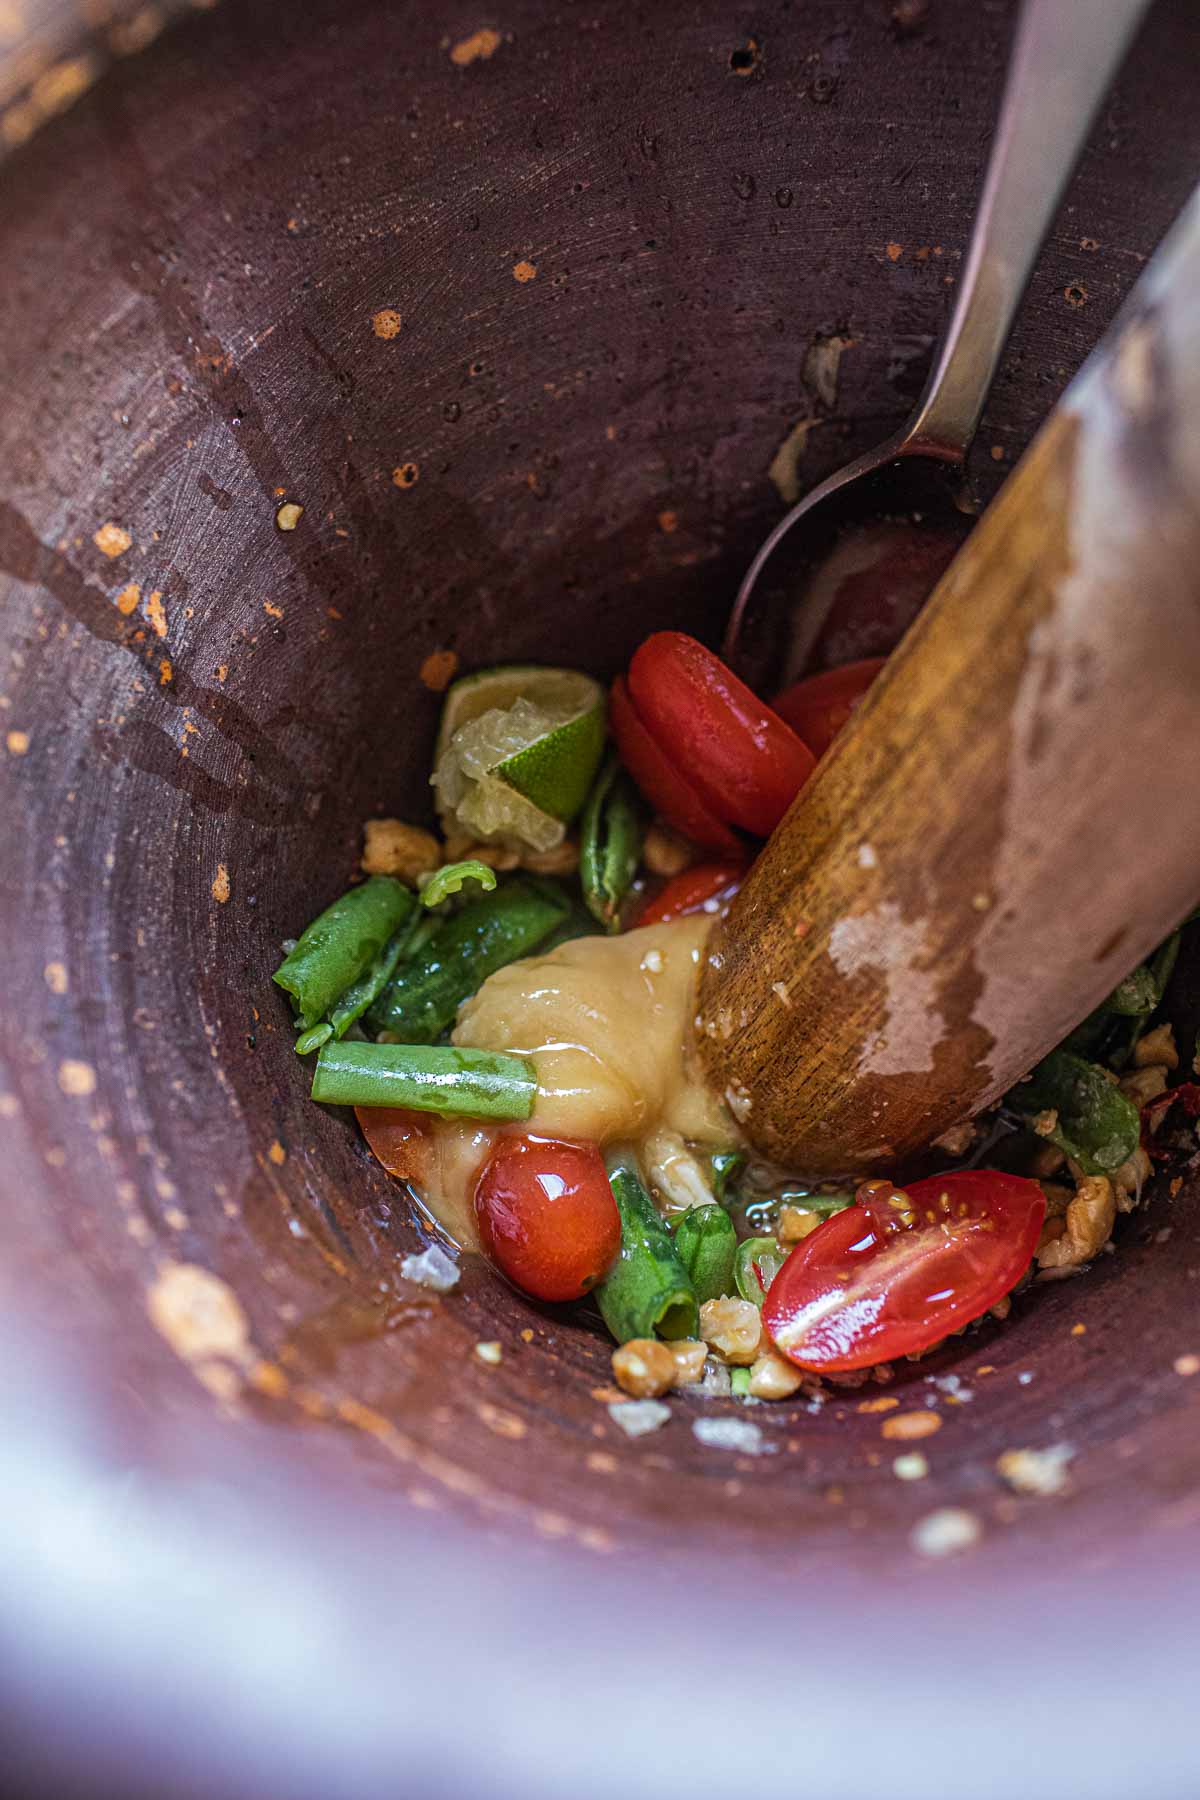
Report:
432,665,606,850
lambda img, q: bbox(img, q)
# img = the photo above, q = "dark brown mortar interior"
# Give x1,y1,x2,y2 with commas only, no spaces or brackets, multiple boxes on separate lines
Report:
2,0,1200,1607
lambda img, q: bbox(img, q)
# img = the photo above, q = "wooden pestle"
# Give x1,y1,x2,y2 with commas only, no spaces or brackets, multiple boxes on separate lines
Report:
698,190,1200,1176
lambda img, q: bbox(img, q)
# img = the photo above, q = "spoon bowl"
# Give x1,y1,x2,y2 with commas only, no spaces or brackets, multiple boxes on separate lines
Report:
725,0,1152,686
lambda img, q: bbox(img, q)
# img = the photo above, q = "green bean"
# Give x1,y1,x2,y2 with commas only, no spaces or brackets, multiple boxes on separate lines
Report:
730,1368,752,1398
673,1204,737,1303
366,880,567,1042
595,1159,698,1344
311,1040,535,1119
295,1022,333,1056
1103,964,1160,1017
327,923,414,1042
780,1188,854,1218
708,1150,745,1204
734,1237,787,1307
580,756,645,932
418,860,497,909
1007,1048,1140,1175
274,876,416,1029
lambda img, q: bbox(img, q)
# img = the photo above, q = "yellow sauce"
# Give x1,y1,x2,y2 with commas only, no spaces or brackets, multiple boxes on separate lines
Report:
421,915,733,1249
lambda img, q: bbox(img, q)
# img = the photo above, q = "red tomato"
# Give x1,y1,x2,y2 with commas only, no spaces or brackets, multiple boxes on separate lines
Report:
356,1107,431,1183
627,633,815,837
772,657,887,759
637,861,744,928
610,676,741,853
809,524,960,670
763,1171,1045,1372
474,1134,621,1303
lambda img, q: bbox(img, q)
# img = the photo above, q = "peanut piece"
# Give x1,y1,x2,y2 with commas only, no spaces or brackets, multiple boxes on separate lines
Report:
612,1338,677,1399
362,818,441,883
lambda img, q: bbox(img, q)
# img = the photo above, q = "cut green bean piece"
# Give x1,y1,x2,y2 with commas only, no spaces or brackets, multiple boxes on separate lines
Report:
730,1368,752,1398
418,860,497,909
708,1150,745,1204
311,1040,535,1119
735,1236,787,1307
295,1021,333,1056
1006,1048,1140,1175
780,1188,854,1218
274,877,416,1029
327,924,413,1042
673,1204,737,1304
595,1159,698,1344
580,756,645,932
367,880,567,1042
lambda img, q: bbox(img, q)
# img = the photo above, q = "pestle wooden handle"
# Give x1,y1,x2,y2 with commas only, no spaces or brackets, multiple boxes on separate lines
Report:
698,189,1200,1176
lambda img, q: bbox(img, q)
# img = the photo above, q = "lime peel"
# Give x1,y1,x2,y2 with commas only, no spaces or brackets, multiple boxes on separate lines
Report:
432,665,606,851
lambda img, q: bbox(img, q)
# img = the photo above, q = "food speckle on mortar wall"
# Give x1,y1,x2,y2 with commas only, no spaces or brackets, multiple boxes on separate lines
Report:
449,28,502,65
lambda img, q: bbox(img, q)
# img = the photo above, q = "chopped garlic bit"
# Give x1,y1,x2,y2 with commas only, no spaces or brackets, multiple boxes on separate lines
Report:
474,1340,503,1365
911,1507,982,1558
640,948,665,975
608,1399,671,1438
642,1128,715,1215
996,1443,1074,1497
893,1451,929,1481
399,1243,459,1292
692,1416,771,1455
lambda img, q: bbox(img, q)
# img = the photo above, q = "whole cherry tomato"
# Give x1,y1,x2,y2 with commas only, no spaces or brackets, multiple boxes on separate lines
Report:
610,675,741,853
474,1134,621,1303
763,1171,1045,1371
636,861,744,928
772,657,887,759
626,633,815,837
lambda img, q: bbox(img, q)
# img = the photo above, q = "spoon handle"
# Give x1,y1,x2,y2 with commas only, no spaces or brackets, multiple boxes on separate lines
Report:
901,0,1151,463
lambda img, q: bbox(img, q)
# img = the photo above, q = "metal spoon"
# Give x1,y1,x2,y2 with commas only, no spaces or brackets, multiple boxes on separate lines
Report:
724,0,1151,687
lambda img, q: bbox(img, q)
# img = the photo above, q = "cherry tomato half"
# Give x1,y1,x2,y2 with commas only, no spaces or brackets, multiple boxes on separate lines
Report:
610,675,741,853
772,657,887,759
627,633,816,837
474,1134,621,1303
636,861,744,928
763,1170,1045,1372
356,1106,431,1183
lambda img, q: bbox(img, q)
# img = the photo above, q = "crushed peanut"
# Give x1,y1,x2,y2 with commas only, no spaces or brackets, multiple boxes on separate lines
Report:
778,1204,821,1244
1134,1022,1178,1070
1037,1174,1116,1271
442,833,521,871
665,1338,707,1386
1110,1145,1151,1213
1038,1181,1075,1217
520,839,580,876
1029,1142,1067,1179
642,823,696,877
612,1338,677,1398
362,817,442,882
1119,1064,1169,1106
996,1443,1074,1496
881,1409,942,1441
748,1348,807,1399
699,1296,764,1365
932,1119,976,1156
